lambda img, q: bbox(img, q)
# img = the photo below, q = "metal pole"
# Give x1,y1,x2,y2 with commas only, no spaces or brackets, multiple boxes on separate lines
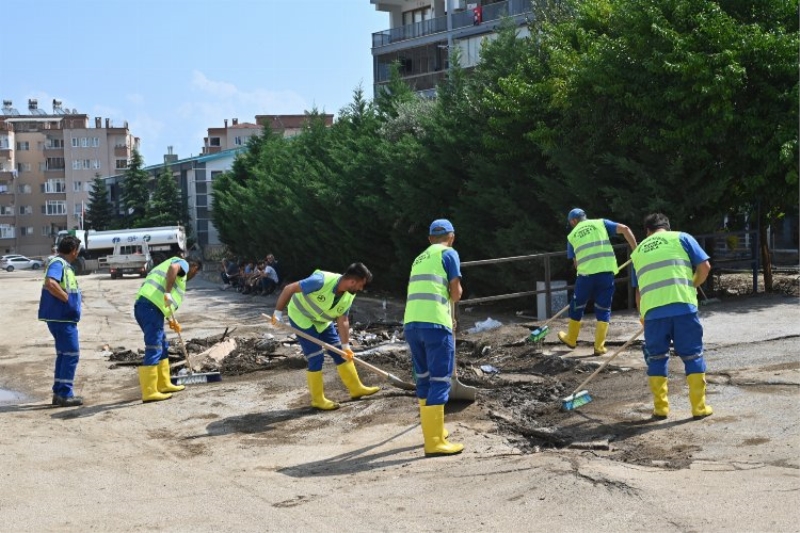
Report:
446,0,453,65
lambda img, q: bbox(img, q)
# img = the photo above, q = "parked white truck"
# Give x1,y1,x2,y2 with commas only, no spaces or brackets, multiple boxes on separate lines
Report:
107,242,152,279
55,226,186,275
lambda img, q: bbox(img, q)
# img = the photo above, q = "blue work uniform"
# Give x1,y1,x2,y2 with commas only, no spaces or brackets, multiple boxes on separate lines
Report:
404,247,461,406
566,219,619,322
134,258,189,366
631,232,710,377
38,257,82,399
289,272,350,372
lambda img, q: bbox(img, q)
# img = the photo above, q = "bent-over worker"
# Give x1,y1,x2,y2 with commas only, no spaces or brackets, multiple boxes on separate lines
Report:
559,208,637,355
134,256,202,403
271,263,379,410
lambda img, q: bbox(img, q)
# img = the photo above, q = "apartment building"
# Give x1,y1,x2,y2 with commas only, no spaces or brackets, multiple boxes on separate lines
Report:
370,0,533,96
201,114,334,155
0,98,138,257
103,148,246,253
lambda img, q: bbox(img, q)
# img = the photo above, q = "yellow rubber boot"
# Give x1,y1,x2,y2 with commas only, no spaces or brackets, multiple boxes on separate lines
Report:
138,365,172,403
157,359,185,393
648,376,669,418
419,398,448,439
557,319,581,349
336,361,380,399
420,404,463,457
687,373,713,419
306,371,339,411
593,321,609,356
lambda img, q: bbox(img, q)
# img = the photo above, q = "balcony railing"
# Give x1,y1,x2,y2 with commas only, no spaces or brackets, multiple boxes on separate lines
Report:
372,0,533,48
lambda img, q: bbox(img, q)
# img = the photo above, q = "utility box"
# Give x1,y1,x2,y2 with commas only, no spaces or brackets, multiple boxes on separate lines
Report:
537,281,568,321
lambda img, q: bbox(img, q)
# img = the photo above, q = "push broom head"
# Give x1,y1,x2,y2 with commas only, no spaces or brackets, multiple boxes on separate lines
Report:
528,325,549,343
171,372,222,386
561,390,592,411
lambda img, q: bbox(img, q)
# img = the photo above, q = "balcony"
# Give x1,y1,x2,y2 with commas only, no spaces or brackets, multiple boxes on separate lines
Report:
114,145,129,157
372,0,532,48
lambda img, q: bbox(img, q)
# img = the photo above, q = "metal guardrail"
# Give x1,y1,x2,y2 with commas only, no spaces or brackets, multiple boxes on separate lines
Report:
459,243,634,318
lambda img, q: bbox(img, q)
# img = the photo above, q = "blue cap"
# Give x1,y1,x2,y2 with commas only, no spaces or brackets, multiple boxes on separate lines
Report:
429,219,455,236
567,208,586,222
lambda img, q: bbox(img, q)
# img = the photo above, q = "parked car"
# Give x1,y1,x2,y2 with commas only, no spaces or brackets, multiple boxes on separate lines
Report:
0,254,25,262
1,256,44,272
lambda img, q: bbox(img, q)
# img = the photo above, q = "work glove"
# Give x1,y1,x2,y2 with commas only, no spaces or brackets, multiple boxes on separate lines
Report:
167,318,181,334
164,293,175,308
271,310,282,325
341,343,355,362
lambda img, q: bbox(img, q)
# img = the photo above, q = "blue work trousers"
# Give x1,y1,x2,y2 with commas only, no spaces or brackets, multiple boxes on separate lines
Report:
134,298,170,366
405,326,454,406
643,313,706,377
569,272,615,323
291,319,347,372
47,322,80,398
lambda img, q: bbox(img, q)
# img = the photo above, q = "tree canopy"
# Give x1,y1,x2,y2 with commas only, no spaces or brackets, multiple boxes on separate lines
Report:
210,0,798,293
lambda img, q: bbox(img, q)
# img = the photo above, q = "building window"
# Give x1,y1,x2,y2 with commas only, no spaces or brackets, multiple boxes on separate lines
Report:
92,159,101,169
74,203,83,216
234,136,243,145
210,171,222,181
115,159,128,169
209,137,221,147
46,157,65,170
92,137,99,147
17,184,32,194
16,141,30,151
45,200,67,215
43,179,66,193
84,182,93,192
0,184,7,194
46,138,65,149
20,227,34,236
20,206,32,215
196,195,207,207
71,138,79,148
80,137,88,148
0,206,13,215
16,163,31,173
73,181,82,192
0,225,14,239
195,182,207,194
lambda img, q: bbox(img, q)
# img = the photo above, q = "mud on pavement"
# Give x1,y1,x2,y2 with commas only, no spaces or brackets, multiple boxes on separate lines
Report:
103,305,703,470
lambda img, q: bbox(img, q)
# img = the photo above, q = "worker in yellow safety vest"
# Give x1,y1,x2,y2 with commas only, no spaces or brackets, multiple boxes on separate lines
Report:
403,218,464,457
558,208,637,355
631,213,713,420
38,235,84,407
134,256,202,403
270,262,379,410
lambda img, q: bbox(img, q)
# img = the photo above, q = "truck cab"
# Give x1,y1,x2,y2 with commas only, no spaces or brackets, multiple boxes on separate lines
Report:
106,242,152,279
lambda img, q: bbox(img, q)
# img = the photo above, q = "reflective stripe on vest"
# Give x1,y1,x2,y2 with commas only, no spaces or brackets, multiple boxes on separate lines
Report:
631,231,697,317
403,244,452,328
568,219,617,275
136,257,187,316
288,270,355,333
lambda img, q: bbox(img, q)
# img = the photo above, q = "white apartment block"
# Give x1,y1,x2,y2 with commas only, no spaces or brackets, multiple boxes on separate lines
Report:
0,98,138,257
370,0,533,96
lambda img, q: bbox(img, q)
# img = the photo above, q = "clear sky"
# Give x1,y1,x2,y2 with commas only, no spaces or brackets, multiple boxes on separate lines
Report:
3,0,388,166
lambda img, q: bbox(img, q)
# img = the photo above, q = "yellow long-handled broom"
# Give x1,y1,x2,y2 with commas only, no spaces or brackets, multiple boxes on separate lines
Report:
561,325,644,411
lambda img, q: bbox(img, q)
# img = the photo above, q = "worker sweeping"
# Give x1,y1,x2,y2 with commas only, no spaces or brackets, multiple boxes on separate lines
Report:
631,213,713,420
403,219,464,457
38,235,84,407
134,256,202,403
270,262,379,410
558,208,638,355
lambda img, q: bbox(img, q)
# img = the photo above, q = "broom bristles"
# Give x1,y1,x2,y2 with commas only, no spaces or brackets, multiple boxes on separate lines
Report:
561,390,592,411
171,372,222,386
528,325,549,343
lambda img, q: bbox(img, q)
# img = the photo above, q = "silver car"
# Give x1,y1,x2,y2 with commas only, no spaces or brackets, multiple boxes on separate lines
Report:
1,255,44,272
